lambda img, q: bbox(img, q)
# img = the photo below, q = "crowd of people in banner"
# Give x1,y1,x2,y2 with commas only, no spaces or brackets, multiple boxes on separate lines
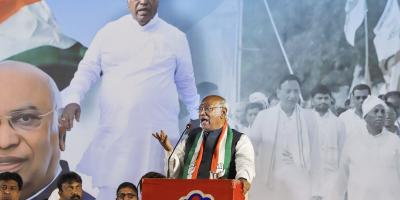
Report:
228,75,400,200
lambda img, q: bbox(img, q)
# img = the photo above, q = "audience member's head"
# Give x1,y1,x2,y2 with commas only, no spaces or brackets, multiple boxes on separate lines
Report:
116,182,138,200
140,172,166,180
0,61,63,199
0,172,23,200
57,172,83,200
138,171,166,193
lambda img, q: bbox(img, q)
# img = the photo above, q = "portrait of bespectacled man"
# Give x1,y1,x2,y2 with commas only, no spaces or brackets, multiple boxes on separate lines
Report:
0,61,93,200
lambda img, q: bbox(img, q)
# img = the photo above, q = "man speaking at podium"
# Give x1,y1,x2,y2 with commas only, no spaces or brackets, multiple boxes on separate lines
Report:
153,95,255,194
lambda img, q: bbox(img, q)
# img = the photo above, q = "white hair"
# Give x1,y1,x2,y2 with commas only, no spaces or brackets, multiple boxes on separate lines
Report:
221,101,229,112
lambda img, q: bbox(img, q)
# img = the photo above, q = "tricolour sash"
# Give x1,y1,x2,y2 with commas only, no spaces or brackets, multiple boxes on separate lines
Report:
181,122,233,179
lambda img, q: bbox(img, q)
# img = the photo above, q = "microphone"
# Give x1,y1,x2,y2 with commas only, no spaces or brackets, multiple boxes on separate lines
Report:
167,123,192,178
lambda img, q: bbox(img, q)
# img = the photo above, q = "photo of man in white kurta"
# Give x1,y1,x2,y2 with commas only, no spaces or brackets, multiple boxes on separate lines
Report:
60,0,199,199
311,85,345,200
335,95,400,200
249,74,322,200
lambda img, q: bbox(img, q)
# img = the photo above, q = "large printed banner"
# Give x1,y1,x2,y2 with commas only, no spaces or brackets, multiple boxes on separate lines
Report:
0,0,238,199
0,0,398,199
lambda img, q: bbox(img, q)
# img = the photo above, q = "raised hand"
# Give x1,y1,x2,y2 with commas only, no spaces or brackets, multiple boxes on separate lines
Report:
152,130,173,152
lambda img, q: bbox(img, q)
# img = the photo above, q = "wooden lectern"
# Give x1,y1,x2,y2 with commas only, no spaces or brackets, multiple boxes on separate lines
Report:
142,178,244,200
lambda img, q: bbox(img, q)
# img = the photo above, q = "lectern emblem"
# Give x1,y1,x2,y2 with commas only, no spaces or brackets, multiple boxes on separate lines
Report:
179,190,215,200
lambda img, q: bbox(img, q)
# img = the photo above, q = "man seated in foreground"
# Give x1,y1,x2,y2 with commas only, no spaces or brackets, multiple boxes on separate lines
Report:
0,172,23,200
138,171,165,194
116,182,138,200
57,172,93,200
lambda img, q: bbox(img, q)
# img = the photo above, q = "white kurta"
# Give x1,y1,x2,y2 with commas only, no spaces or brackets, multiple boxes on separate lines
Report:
338,108,366,140
336,130,400,200
249,104,322,200
314,110,345,199
62,14,199,187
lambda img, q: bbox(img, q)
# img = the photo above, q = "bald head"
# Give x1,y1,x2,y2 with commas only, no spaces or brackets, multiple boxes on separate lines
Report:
202,95,227,107
0,61,62,199
0,60,50,78
0,61,60,115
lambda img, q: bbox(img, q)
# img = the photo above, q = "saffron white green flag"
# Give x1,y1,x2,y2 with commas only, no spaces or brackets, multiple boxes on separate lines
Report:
344,0,366,46
373,0,400,62
0,0,75,61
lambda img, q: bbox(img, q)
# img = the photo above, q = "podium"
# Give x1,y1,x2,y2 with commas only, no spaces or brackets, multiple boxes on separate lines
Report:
142,178,244,200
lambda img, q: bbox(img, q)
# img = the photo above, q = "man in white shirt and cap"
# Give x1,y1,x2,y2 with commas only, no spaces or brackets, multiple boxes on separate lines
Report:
310,85,345,200
339,84,370,140
249,74,322,200
60,0,199,199
335,95,400,200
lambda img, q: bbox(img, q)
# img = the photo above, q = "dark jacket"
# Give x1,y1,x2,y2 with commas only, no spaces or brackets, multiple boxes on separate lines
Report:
182,127,243,179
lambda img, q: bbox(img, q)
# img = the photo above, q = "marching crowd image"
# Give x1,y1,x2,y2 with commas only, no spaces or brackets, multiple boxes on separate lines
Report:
1,0,400,200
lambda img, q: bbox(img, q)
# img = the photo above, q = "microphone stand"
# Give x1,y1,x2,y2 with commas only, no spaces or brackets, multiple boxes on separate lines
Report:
167,123,191,178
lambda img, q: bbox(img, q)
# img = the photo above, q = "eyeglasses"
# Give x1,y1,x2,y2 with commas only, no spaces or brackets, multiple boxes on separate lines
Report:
0,110,53,132
197,106,225,113
0,184,18,192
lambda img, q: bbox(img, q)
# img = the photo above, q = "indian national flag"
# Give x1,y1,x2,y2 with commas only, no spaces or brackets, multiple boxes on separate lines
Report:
373,0,400,62
344,0,366,46
0,0,75,61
